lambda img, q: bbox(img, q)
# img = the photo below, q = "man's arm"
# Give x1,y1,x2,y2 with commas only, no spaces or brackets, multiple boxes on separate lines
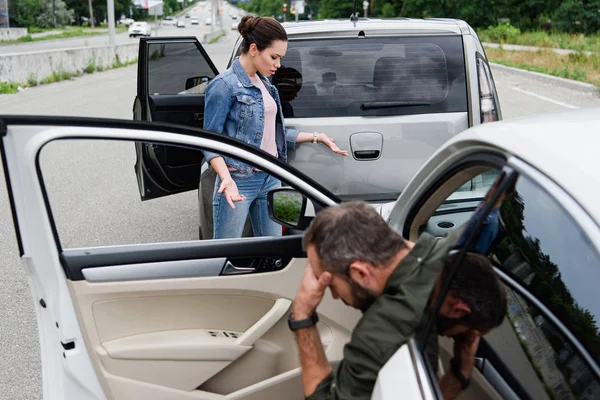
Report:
292,266,334,397
439,330,481,400
294,324,332,397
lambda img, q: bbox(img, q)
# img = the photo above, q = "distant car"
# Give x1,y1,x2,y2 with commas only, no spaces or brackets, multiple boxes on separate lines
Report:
204,16,212,25
128,21,150,37
119,17,135,26
231,21,238,30
231,14,237,19
185,12,191,18
176,20,186,28
190,17,200,25
161,16,177,26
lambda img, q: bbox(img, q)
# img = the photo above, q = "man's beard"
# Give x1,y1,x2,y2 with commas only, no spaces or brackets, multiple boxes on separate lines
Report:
348,278,377,312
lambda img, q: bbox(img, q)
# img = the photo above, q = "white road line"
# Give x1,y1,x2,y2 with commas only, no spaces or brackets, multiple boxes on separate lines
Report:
512,87,580,109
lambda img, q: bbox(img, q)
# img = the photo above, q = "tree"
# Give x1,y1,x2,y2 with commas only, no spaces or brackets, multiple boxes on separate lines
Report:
36,0,75,27
8,0,41,27
88,0,95,27
380,3,396,18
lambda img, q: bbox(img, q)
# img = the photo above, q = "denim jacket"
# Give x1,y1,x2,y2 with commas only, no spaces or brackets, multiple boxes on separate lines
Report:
202,59,300,173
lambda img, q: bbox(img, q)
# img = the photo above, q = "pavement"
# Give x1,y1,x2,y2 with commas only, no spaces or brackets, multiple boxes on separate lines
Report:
1,14,600,399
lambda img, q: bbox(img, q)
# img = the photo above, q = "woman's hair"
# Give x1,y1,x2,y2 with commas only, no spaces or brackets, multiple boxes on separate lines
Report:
238,16,287,53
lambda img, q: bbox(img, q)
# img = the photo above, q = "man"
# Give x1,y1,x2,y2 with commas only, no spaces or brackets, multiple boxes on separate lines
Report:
289,201,507,400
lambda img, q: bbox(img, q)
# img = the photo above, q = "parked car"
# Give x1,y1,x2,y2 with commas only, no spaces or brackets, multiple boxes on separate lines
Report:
161,16,177,26
176,20,186,28
134,18,501,239
204,16,212,25
1,108,599,400
128,21,150,37
190,17,200,25
119,17,135,26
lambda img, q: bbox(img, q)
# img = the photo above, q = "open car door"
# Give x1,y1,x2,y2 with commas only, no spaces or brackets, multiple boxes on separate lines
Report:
0,117,359,400
133,37,219,201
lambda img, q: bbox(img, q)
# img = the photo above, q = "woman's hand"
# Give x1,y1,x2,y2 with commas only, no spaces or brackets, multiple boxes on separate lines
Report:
218,177,246,209
317,133,348,156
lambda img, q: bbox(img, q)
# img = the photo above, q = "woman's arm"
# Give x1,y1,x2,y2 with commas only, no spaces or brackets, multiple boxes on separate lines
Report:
296,132,348,156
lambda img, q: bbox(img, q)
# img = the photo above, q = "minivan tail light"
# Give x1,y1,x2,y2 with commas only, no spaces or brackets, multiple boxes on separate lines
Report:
477,58,499,123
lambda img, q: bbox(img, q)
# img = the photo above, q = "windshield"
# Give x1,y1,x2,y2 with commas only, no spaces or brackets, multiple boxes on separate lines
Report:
271,36,467,118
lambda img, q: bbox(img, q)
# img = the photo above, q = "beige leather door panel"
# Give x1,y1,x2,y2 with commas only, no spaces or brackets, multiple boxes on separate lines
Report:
68,258,360,400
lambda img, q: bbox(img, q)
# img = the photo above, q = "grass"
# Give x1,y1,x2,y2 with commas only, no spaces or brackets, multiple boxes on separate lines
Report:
0,56,137,94
485,46,600,87
479,29,600,53
208,32,226,44
0,26,128,44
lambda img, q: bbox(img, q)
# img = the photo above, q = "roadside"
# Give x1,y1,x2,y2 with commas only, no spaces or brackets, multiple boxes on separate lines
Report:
0,26,128,45
484,45,599,91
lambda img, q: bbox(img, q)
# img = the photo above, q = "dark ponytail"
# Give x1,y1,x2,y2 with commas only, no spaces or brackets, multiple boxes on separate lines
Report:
238,16,287,53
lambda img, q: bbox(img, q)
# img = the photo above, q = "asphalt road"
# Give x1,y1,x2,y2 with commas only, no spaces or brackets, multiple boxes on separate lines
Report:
1,31,600,399
0,1,239,55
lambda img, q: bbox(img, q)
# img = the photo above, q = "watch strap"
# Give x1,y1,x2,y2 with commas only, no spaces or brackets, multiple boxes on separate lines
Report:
288,312,319,331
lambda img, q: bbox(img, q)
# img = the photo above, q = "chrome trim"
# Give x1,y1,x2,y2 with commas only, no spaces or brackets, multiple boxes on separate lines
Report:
495,267,600,379
82,258,226,282
221,261,256,275
407,338,436,400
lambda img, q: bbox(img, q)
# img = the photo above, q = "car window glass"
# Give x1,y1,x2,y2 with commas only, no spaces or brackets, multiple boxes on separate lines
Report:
38,139,299,248
271,36,467,118
488,175,600,369
148,42,216,95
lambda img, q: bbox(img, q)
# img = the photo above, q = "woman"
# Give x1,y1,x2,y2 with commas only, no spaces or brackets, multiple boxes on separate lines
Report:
203,16,347,239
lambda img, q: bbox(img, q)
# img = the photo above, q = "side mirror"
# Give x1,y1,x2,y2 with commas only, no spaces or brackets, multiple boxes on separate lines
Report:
185,76,210,90
267,188,312,230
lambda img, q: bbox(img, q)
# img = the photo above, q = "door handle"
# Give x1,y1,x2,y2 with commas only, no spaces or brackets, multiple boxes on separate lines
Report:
221,261,255,275
353,150,380,160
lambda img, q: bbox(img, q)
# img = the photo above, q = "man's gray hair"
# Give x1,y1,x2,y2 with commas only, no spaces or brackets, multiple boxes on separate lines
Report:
302,201,406,274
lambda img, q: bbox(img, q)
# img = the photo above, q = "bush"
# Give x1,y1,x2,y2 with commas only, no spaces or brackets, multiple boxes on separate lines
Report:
485,22,521,43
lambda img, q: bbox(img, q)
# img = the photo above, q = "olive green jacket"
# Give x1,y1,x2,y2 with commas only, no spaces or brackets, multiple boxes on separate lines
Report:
308,230,461,400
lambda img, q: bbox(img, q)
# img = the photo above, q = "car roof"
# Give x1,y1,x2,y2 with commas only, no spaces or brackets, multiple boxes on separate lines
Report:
452,108,600,222
282,18,466,37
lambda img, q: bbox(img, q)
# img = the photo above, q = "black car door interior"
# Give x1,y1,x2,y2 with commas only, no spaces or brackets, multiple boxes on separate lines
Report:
134,37,220,201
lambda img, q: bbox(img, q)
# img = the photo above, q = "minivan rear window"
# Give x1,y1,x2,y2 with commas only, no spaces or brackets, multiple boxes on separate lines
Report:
271,36,467,118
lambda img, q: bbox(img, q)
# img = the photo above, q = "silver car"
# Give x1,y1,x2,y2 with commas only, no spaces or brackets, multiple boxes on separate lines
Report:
133,18,501,238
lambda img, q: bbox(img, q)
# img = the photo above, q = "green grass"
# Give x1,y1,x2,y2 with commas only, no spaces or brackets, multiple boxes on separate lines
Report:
0,27,128,44
208,32,226,44
479,28,600,53
1,57,137,95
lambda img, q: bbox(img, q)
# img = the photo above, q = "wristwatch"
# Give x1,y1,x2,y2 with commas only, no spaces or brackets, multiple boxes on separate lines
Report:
288,312,319,331
449,357,471,390
312,132,319,144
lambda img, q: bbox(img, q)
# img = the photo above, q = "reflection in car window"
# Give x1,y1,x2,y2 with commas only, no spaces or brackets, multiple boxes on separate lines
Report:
148,42,216,95
485,175,600,399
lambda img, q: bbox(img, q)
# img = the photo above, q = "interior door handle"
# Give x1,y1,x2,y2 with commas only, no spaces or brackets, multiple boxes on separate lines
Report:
221,261,255,275
235,298,291,347
353,150,380,160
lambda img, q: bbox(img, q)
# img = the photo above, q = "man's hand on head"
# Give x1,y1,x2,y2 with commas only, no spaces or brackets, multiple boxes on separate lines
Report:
452,329,481,378
294,265,332,319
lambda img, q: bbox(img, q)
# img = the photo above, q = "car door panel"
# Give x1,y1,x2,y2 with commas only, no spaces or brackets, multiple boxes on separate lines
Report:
1,120,353,400
135,37,219,201
68,256,358,399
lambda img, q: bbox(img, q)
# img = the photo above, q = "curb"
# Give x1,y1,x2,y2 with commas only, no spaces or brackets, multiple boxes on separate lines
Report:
489,62,597,95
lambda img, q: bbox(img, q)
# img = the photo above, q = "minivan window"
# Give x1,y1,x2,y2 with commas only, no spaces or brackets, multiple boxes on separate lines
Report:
271,36,467,118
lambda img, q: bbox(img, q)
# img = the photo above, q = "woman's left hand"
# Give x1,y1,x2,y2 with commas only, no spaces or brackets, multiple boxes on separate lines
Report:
317,133,348,156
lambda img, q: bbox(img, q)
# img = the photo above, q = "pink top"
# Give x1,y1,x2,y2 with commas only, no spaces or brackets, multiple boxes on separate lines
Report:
250,74,278,158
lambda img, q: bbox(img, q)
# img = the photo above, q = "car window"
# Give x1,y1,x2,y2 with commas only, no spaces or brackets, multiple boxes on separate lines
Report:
271,36,467,118
148,42,217,96
488,175,600,370
38,139,310,248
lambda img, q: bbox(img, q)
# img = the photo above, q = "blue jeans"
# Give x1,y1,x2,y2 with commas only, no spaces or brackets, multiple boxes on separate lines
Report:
213,171,282,239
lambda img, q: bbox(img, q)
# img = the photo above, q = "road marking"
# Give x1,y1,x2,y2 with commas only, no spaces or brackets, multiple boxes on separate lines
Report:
512,87,580,109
